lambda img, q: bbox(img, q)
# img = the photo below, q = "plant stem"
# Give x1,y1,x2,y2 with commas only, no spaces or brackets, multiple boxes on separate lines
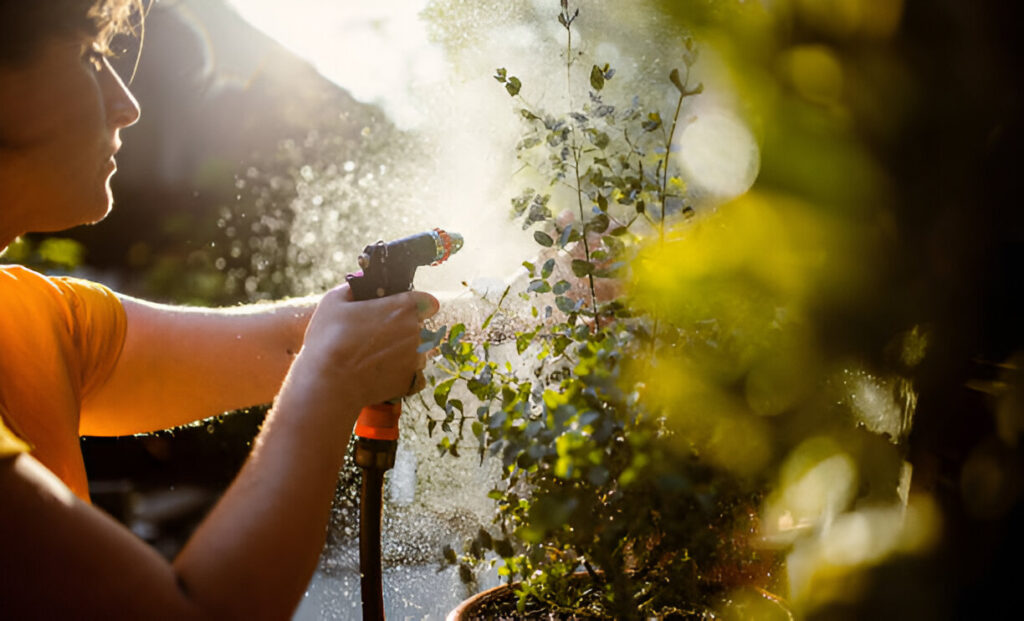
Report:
660,67,690,242
562,2,601,331
572,148,601,331
566,23,573,107
650,68,691,350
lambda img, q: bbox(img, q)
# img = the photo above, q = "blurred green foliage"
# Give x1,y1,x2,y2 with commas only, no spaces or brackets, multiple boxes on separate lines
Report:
434,0,1024,618
3,236,87,273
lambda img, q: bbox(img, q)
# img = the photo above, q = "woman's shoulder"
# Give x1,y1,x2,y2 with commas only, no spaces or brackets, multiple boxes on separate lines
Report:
0,264,121,307
0,263,62,293
0,263,43,280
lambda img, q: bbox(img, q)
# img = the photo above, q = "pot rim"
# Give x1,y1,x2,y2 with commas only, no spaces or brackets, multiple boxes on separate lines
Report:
447,580,793,621
446,581,516,621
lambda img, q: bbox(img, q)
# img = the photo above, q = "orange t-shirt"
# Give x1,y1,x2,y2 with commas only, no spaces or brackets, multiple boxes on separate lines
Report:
0,405,31,459
0,265,126,501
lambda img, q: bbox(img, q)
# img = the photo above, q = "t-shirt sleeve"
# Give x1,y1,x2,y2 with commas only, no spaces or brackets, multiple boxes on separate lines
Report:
50,276,128,400
0,406,31,459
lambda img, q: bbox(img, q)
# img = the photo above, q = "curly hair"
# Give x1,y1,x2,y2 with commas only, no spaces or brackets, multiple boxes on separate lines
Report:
0,0,144,66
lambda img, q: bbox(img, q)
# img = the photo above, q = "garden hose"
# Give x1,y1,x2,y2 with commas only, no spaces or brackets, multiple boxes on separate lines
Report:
345,229,463,621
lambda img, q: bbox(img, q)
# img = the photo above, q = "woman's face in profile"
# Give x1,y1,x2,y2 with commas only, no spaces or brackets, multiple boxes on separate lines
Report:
0,35,140,240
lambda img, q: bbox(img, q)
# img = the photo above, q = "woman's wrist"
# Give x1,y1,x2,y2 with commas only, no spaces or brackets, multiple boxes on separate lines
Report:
276,348,362,426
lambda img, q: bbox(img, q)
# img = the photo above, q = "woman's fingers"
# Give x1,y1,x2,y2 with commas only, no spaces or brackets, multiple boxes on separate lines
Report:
408,371,427,396
410,291,440,320
297,287,439,407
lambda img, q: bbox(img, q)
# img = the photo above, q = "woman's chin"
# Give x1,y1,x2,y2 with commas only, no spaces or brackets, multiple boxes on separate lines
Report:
72,197,113,228
87,186,115,224
87,204,113,226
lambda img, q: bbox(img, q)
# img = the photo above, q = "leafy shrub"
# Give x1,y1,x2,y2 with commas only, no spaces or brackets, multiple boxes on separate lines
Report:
426,3,780,618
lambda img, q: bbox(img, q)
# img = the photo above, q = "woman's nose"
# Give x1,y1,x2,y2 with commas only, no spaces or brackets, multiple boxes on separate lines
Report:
101,58,141,130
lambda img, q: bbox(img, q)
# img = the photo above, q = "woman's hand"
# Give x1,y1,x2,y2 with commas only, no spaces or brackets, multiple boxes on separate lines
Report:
293,284,439,410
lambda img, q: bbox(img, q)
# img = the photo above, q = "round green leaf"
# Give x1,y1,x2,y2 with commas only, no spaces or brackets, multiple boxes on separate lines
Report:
533,231,554,247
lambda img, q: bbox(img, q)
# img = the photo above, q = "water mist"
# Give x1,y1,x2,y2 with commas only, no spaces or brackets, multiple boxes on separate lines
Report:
218,1,760,617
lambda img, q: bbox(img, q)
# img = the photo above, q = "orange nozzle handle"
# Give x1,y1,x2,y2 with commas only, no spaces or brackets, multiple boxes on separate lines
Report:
354,402,401,441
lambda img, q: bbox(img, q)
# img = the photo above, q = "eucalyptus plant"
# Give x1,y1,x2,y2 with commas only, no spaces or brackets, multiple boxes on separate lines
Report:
423,3,777,618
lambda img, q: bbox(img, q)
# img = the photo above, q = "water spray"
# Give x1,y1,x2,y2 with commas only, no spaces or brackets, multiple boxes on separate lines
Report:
345,228,463,621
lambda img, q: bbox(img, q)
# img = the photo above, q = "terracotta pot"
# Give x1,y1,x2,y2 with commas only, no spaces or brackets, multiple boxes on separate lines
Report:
445,582,518,621
447,581,793,620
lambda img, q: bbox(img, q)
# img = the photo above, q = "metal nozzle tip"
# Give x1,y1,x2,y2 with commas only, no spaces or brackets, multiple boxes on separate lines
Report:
448,232,464,255
429,229,464,265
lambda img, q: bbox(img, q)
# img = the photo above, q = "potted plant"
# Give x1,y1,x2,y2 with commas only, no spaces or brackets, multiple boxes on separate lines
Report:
422,1,917,618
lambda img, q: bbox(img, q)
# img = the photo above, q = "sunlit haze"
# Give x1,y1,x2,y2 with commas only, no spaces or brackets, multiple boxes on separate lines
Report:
221,0,760,295
225,0,445,128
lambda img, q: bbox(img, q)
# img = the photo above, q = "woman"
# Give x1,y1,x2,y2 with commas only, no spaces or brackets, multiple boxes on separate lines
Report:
0,1,438,618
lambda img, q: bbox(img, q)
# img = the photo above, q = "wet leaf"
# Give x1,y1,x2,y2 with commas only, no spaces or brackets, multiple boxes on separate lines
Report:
541,258,556,279
559,224,579,248
419,325,446,353
642,112,662,132
556,296,577,313
449,323,466,345
528,279,551,294
481,285,505,330
517,330,537,354
670,67,685,93
520,108,541,122
505,76,521,96
434,378,457,408
468,367,494,398
587,129,610,149
571,259,594,277
477,528,493,549
584,213,610,234
517,135,541,150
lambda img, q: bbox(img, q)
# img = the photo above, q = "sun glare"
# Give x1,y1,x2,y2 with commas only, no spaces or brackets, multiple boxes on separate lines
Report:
225,0,445,128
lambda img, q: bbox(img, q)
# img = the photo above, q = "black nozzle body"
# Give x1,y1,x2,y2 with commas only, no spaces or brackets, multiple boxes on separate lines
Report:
346,229,462,301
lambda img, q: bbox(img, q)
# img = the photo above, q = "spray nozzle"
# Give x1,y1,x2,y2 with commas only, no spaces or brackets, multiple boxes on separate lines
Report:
346,228,463,301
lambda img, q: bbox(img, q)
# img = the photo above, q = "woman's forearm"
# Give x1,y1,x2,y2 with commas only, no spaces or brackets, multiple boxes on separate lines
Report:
2,365,359,621
171,357,358,619
165,287,434,617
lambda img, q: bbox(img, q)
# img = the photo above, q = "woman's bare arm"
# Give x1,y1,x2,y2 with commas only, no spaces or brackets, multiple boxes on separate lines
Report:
80,294,318,436
1,286,438,620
